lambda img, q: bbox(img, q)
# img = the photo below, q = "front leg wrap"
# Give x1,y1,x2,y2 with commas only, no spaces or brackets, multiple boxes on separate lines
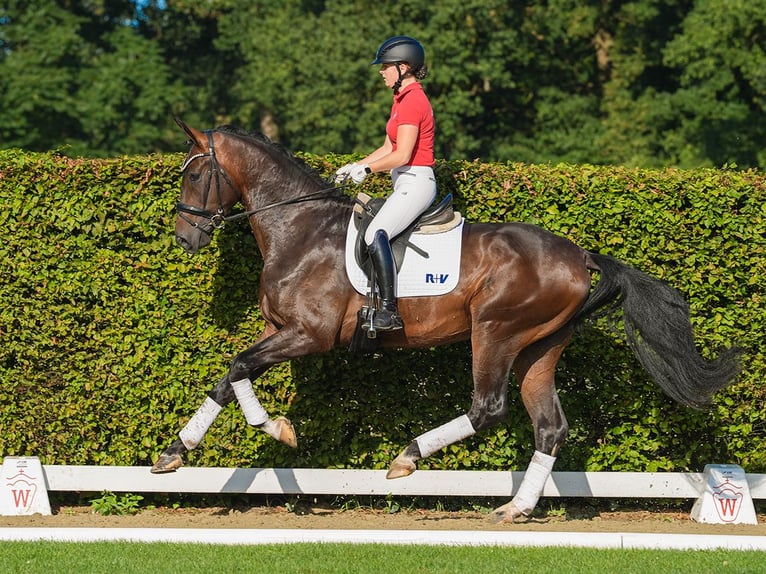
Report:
511,450,556,515
230,378,293,443
179,396,223,450
231,378,269,425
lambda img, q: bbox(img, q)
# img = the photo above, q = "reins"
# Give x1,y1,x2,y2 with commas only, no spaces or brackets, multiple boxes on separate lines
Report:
176,129,344,234
223,186,344,223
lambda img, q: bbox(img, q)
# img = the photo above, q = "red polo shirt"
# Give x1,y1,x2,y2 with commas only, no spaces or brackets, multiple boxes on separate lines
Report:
385,82,435,167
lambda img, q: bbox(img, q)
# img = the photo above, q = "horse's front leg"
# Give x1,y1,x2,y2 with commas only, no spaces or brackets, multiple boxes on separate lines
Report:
151,327,305,474
152,374,237,473
150,367,296,473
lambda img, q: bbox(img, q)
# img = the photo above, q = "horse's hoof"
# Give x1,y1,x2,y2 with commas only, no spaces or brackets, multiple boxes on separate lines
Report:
490,501,523,524
386,455,416,479
273,416,298,448
150,453,183,474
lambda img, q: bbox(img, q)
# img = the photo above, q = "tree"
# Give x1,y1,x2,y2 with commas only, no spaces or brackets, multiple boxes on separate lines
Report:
0,1,193,156
136,0,241,130
75,25,186,156
0,1,87,151
217,0,605,161
662,0,766,168
590,0,695,167
491,1,607,164
1,0,762,166
216,0,387,153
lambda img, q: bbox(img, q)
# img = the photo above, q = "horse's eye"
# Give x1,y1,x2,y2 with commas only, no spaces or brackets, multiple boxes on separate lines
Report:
189,172,201,183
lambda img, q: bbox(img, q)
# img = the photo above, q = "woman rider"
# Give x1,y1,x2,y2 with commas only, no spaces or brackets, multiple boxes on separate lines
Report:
335,36,437,332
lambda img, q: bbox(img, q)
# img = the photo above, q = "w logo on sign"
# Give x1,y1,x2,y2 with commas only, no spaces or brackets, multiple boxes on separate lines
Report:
6,472,38,512
10,483,36,510
711,479,745,522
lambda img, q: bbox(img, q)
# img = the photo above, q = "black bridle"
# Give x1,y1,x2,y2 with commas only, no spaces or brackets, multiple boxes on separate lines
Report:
176,129,343,235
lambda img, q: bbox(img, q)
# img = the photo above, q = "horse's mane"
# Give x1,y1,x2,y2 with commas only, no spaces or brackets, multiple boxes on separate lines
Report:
215,124,331,189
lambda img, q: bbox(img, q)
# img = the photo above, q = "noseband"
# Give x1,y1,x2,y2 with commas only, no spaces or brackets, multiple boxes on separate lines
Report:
176,130,343,236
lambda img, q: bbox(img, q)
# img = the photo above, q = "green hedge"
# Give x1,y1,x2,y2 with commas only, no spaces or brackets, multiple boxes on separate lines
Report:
1,148,764,474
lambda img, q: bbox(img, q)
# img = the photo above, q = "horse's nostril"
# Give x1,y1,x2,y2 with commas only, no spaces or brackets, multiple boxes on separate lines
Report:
176,235,194,254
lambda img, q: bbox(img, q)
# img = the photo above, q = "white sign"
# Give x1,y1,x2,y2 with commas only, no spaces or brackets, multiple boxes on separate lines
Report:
690,464,757,524
1,457,52,516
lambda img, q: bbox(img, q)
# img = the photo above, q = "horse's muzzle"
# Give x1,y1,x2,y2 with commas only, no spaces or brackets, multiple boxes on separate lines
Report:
175,232,210,255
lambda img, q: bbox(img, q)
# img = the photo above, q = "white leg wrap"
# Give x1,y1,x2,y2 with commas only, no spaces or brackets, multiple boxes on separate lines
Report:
511,450,556,515
179,396,222,450
415,415,476,459
230,378,269,426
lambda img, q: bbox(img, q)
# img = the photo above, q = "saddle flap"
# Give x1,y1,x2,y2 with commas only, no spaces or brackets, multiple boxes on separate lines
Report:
345,210,464,298
351,192,461,273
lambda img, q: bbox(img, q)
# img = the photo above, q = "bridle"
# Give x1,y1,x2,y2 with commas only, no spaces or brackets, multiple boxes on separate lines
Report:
176,129,343,235
176,130,236,233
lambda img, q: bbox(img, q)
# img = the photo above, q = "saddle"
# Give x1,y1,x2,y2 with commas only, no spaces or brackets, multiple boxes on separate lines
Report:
352,192,461,275
348,192,461,352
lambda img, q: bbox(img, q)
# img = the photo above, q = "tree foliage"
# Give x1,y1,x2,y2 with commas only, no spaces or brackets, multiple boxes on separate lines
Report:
0,0,763,166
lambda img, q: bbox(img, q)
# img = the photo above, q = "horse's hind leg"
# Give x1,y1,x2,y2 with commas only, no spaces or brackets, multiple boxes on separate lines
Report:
491,330,572,523
387,327,514,479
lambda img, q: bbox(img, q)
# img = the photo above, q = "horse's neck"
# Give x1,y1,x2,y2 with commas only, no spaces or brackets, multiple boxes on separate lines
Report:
244,182,349,259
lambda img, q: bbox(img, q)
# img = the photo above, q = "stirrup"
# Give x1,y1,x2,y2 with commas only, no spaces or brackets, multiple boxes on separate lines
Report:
363,307,403,332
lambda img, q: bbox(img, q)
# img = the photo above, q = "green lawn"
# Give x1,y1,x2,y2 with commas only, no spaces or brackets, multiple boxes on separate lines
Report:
1,542,763,574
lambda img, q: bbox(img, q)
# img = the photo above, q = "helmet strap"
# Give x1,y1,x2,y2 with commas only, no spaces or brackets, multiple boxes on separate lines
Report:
392,63,408,94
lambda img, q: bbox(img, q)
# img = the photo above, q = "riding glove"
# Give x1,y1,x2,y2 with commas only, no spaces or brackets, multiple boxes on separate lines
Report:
334,163,355,183
348,163,371,184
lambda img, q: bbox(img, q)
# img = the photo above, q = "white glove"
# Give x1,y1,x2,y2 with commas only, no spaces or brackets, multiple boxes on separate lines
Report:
334,163,355,183
348,163,371,184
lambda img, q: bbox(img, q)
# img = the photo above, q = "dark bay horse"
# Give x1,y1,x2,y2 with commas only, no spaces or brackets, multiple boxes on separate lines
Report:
151,119,740,522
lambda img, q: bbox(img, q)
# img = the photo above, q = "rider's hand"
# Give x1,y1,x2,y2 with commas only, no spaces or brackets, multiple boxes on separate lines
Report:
348,163,371,184
334,163,355,183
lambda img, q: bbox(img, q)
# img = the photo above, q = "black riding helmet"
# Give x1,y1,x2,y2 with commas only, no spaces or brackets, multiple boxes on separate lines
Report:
372,36,425,69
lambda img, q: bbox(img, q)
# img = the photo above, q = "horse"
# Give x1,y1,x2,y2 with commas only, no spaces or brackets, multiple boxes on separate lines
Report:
151,118,740,522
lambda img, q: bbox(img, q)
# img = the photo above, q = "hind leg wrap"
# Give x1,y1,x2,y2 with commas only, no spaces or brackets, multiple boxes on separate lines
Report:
416,414,476,458
511,450,556,515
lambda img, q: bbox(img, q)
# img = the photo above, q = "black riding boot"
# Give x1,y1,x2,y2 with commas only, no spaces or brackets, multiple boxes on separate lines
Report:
367,230,403,331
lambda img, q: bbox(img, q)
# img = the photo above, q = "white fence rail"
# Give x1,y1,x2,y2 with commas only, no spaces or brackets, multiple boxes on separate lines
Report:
40,466,766,499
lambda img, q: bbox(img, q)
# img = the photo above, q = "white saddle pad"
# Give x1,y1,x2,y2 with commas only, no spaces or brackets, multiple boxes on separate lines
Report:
344,213,464,297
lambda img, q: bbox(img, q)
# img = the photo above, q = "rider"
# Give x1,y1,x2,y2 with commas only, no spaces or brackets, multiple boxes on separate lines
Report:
335,35,437,332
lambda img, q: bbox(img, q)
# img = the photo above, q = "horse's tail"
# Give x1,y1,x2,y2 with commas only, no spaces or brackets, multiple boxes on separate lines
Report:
574,251,741,409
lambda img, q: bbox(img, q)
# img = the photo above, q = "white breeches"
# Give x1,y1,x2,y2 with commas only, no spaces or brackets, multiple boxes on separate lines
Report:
364,165,437,245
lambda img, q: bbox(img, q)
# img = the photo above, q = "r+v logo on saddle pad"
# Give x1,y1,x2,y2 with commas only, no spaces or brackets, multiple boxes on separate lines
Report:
425,273,450,284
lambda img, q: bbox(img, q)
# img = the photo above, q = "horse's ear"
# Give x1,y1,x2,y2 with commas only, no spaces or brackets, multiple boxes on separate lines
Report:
175,117,204,148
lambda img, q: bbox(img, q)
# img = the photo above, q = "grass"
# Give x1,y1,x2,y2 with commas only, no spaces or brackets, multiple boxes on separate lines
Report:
1,542,764,574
